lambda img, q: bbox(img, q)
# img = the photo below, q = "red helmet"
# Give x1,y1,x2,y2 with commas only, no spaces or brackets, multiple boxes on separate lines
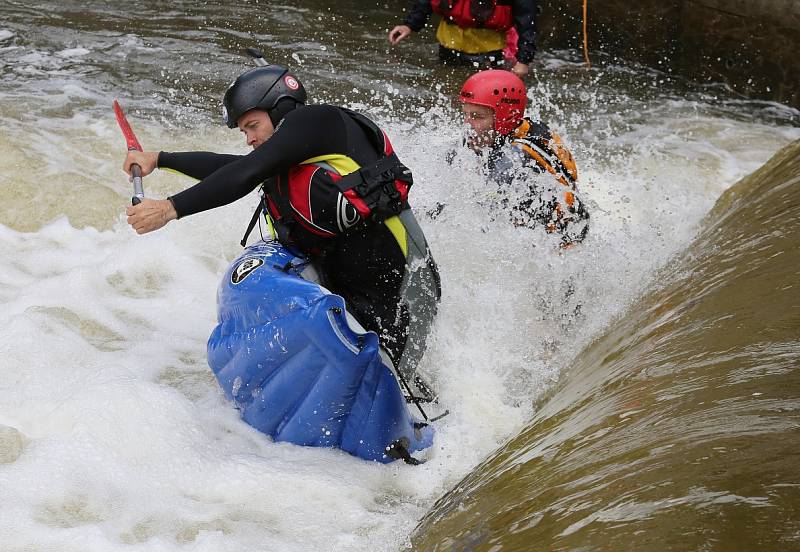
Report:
459,70,527,134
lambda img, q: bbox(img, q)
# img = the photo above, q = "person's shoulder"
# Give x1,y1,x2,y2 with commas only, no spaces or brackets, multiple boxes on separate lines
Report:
497,138,528,162
514,117,553,140
280,104,343,125
300,103,340,113
494,139,544,180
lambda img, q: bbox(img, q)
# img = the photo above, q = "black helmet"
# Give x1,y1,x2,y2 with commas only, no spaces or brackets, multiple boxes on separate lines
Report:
222,65,307,128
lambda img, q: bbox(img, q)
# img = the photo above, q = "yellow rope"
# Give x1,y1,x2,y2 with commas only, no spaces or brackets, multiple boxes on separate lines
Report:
582,0,591,68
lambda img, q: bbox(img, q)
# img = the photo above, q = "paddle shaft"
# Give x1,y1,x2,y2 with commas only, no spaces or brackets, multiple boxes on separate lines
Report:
130,152,144,205
113,100,146,206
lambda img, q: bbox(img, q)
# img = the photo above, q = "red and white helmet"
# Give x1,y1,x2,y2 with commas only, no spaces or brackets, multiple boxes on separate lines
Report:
459,70,527,134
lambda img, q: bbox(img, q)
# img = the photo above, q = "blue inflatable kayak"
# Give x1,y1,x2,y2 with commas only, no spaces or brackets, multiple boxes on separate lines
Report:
207,241,435,463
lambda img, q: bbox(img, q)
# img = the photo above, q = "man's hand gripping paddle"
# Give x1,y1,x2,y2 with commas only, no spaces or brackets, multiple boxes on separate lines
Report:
113,100,145,205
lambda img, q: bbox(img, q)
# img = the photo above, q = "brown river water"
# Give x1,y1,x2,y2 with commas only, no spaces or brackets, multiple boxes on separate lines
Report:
413,139,800,550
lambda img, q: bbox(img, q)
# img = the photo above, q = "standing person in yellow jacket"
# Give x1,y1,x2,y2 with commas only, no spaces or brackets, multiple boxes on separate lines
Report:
388,0,538,77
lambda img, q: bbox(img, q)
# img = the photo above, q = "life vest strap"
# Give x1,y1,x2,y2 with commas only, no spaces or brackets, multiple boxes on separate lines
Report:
241,175,296,248
332,152,409,193
240,194,267,247
333,152,412,223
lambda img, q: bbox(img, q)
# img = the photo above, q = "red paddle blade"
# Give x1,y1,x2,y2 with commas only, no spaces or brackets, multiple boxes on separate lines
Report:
113,99,143,152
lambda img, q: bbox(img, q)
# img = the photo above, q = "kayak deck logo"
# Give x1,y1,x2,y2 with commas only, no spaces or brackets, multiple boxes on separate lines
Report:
231,257,263,284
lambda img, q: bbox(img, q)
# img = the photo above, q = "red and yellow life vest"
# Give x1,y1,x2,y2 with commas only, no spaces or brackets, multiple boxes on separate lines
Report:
431,0,514,32
259,111,412,256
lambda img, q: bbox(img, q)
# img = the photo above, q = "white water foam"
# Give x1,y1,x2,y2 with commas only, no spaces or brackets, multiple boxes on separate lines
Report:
1,67,799,551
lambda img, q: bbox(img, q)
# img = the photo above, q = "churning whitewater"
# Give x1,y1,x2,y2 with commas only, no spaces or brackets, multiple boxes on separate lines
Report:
1,2,799,550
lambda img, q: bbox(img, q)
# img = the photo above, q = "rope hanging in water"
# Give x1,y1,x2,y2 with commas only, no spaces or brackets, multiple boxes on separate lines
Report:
583,0,591,68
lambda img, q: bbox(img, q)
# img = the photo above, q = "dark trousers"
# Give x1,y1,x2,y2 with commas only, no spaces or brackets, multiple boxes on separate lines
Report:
438,45,506,69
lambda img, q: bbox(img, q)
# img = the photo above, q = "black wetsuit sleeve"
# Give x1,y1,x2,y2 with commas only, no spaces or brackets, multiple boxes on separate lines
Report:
168,105,349,219
513,0,538,64
403,0,433,32
158,151,242,181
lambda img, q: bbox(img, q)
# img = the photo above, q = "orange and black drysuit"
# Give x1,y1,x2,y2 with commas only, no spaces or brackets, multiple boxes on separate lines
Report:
401,0,538,66
161,104,441,378
487,118,589,245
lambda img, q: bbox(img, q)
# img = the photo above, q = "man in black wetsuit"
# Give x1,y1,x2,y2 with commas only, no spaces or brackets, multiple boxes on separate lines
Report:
123,64,441,387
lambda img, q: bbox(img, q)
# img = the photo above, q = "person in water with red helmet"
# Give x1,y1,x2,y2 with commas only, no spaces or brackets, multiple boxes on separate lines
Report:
457,69,589,246
122,63,441,391
388,0,537,77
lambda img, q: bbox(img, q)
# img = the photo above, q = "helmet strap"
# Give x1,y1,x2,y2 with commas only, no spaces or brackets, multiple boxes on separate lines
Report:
268,98,302,126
